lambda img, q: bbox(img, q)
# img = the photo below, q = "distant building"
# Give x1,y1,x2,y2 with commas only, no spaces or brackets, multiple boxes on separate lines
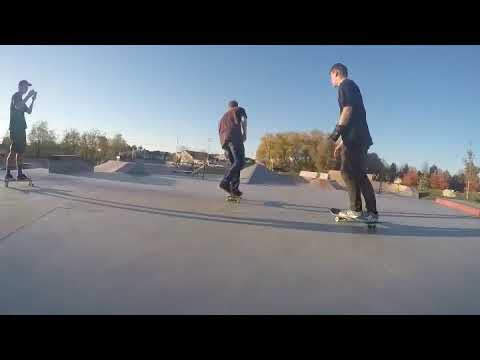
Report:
176,150,209,166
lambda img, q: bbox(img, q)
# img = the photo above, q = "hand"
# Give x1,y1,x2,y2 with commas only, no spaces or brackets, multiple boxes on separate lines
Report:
32,91,37,101
27,89,35,97
334,143,343,158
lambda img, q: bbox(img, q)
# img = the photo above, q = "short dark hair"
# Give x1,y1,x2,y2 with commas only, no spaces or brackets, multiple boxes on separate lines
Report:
228,100,239,108
329,63,348,77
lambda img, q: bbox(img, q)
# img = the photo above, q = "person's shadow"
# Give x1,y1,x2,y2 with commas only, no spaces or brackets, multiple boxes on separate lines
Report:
7,187,480,239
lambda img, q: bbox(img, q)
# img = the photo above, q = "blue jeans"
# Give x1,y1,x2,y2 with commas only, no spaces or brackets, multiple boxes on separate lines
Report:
222,142,245,192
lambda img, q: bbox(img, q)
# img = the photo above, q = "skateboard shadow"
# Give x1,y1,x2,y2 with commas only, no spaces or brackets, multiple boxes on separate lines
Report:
8,187,480,238
263,201,475,220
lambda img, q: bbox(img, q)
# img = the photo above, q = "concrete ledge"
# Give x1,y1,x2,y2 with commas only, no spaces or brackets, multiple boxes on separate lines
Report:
48,155,94,174
299,171,318,181
435,198,480,217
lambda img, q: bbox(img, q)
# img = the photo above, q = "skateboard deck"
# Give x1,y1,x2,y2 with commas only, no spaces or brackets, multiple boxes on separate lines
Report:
4,177,34,188
329,208,379,229
226,195,241,203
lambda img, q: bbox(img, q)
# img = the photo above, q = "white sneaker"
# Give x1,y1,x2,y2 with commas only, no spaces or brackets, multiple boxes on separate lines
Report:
363,212,379,223
338,209,362,219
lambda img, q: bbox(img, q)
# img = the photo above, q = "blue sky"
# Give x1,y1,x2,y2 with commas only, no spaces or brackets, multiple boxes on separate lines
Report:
0,45,478,174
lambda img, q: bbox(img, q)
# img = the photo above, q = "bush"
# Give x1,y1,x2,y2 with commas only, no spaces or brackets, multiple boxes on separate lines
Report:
402,170,418,186
430,171,450,190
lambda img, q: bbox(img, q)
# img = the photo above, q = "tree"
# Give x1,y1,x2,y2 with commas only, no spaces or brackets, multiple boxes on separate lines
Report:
429,164,438,176
109,134,130,158
27,121,57,158
256,133,279,170
79,129,102,162
444,170,452,188
314,132,334,172
449,173,466,192
2,132,11,150
389,163,398,183
398,163,409,179
464,146,480,198
421,162,429,176
61,129,81,155
402,169,418,186
96,135,110,163
430,171,449,190
366,152,385,180
418,174,430,192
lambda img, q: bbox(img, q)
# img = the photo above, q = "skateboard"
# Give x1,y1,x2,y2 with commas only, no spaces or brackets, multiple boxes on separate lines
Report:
4,177,34,188
329,208,379,229
226,195,241,203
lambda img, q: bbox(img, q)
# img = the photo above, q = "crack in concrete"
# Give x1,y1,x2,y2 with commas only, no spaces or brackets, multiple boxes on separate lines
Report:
0,206,72,243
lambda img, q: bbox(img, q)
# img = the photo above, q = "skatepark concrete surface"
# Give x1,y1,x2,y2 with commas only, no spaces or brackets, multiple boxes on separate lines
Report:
1,168,480,314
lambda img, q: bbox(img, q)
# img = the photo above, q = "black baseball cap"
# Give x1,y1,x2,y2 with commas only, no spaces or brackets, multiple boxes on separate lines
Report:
18,80,32,87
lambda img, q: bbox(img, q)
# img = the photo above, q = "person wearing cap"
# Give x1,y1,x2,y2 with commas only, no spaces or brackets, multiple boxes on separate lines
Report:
218,100,248,197
5,80,37,181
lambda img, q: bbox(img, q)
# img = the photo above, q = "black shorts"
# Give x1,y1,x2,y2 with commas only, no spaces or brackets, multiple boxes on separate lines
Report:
10,130,27,154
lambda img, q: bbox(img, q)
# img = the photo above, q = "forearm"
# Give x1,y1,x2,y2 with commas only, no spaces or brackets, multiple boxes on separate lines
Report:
329,107,352,142
22,93,34,104
241,119,247,136
27,100,34,114
338,106,352,126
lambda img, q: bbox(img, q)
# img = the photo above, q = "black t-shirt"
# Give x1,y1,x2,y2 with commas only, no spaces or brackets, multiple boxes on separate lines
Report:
338,79,373,148
10,92,27,132
218,106,247,147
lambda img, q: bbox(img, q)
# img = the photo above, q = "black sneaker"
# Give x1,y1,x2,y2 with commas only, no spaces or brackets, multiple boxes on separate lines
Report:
5,173,14,181
219,181,231,194
17,174,29,181
231,189,242,197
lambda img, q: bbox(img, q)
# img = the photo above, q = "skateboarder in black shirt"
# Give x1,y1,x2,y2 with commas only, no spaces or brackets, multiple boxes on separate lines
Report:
328,64,378,222
5,80,36,181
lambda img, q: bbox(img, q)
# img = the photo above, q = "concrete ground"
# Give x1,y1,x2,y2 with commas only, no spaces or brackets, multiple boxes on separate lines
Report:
1,168,479,314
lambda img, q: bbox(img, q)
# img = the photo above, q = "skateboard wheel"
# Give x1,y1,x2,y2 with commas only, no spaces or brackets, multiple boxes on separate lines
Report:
335,217,340,222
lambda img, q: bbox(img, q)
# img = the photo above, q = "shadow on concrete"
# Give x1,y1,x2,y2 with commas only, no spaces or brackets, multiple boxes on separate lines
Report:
8,187,480,238
263,201,476,220
64,172,177,187
329,180,347,191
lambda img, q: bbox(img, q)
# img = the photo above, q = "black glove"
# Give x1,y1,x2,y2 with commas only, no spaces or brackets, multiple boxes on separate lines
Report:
328,124,346,142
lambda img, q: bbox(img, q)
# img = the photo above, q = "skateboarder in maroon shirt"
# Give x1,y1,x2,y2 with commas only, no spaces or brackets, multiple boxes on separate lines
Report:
218,100,248,197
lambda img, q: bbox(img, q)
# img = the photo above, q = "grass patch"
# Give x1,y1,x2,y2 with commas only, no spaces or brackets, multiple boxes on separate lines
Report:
420,188,443,200
420,188,480,203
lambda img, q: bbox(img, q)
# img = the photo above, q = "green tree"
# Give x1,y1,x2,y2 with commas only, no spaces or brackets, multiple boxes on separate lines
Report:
109,134,130,159
27,121,57,158
61,129,81,155
79,129,102,162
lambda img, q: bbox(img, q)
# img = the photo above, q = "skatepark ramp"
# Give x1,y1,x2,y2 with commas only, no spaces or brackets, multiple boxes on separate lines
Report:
48,155,94,174
240,163,300,185
95,160,149,176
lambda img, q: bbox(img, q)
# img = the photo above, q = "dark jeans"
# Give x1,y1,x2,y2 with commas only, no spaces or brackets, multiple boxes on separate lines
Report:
222,142,245,192
341,145,377,213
